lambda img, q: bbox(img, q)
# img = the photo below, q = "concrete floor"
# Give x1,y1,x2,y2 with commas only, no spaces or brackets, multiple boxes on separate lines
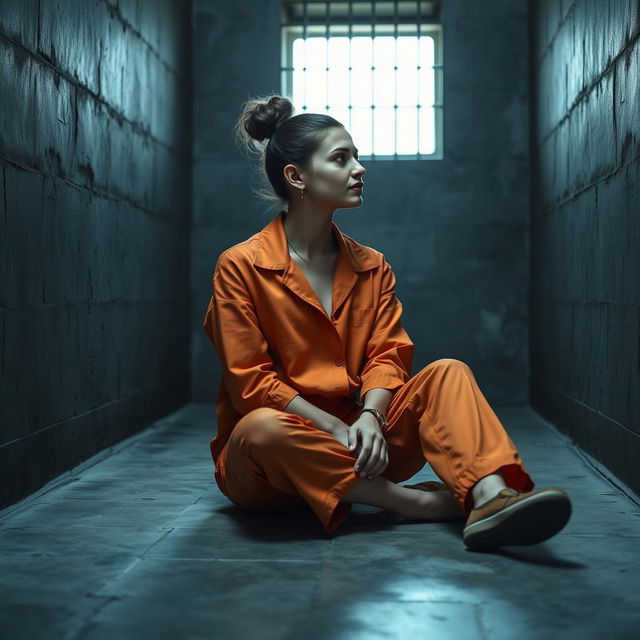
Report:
1,403,639,639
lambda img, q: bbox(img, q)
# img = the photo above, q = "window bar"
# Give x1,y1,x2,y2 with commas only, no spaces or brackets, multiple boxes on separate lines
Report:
325,0,329,115
433,31,441,157
302,0,308,111
417,1,422,157
393,0,398,158
348,1,352,132
370,0,375,158
362,2,376,152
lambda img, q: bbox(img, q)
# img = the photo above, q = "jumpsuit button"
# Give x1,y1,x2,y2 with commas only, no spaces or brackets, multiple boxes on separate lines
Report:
336,360,343,367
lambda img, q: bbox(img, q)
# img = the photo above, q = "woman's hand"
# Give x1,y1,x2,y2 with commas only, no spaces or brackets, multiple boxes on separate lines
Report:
346,413,389,480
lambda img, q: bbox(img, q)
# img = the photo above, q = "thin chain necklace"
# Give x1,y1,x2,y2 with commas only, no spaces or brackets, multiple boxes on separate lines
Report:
286,238,312,266
284,216,315,267
284,215,337,267
283,212,312,266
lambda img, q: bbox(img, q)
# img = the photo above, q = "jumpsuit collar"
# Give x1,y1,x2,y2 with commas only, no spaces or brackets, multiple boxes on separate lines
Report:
252,210,378,321
253,210,378,272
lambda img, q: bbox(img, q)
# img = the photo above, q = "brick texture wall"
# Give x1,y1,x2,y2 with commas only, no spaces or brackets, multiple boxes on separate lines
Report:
0,0,192,507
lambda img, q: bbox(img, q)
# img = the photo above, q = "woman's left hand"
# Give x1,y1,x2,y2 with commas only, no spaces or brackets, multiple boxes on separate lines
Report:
347,413,389,480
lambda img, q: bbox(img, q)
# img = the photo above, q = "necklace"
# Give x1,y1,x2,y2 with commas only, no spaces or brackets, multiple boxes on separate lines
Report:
284,217,338,267
286,238,312,266
283,214,313,266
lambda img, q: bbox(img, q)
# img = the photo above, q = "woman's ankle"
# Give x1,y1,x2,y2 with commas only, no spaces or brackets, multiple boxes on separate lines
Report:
399,487,465,521
471,472,507,508
341,475,412,514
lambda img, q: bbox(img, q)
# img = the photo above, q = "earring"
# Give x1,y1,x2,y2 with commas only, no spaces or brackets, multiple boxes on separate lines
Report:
300,188,304,200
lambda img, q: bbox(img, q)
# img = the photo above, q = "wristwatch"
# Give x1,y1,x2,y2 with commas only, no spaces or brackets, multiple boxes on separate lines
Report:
359,407,388,430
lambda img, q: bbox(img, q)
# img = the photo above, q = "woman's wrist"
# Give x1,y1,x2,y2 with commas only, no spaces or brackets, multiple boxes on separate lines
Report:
325,415,348,435
359,407,386,430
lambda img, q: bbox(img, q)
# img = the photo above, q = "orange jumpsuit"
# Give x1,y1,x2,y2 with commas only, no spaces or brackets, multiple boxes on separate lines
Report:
202,211,534,535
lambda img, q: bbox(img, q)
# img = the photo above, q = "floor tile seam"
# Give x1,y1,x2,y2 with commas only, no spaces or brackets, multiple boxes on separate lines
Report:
64,594,123,640
17,496,207,506
87,527,177,589
473,601,490,640
135,557,325,563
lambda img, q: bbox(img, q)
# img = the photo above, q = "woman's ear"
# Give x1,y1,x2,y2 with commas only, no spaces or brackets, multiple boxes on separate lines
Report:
283,163,305,191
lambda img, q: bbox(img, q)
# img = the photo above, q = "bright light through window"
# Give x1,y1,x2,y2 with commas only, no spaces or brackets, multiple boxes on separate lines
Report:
285,33,439,157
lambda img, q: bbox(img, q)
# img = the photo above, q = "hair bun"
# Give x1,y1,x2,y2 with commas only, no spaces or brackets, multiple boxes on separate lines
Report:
243,95,294,142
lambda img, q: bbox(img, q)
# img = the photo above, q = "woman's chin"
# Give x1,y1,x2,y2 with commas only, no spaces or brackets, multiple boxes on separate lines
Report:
342,196,363,207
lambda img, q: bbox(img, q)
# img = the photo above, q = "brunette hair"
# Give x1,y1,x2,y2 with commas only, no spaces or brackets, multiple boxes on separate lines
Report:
234,94,344,212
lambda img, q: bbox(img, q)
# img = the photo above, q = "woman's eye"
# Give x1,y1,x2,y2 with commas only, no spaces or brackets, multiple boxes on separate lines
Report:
335,154,358,163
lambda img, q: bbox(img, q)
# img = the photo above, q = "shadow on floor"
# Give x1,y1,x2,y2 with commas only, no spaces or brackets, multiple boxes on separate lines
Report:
1,403,639,639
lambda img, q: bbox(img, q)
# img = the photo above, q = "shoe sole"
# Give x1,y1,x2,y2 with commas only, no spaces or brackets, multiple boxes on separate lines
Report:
463,489,572,551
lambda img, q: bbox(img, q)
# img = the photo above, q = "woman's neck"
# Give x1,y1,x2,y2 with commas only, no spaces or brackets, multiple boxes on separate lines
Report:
282,209,338,261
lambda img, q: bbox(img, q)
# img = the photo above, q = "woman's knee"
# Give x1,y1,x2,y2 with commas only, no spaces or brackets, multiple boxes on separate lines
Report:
234,407,287,447
424,358,471,374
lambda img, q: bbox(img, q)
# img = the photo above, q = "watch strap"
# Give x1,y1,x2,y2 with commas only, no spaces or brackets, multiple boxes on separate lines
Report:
360,407,388,429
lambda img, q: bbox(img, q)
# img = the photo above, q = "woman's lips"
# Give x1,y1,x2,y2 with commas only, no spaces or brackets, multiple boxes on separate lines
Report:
349,184,363,191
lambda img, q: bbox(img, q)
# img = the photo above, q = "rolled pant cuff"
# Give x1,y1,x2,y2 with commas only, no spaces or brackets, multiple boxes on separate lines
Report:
454,456,535,516
320,471,363,535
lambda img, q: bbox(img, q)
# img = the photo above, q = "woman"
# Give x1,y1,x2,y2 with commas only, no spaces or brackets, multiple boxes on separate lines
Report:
202,95,572,549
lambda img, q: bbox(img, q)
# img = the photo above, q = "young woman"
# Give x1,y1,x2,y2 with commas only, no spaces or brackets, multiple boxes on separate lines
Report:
202,95,572,550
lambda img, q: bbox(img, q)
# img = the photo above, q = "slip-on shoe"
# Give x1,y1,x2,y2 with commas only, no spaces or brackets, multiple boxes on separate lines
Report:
463,486,572,551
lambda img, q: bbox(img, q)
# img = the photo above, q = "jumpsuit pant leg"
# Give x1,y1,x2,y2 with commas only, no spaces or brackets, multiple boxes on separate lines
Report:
216,358,534,536
217,403,364,535
379,358,535,515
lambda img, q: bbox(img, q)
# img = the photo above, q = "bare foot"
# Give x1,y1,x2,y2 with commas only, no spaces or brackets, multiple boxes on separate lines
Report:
399,486,466,521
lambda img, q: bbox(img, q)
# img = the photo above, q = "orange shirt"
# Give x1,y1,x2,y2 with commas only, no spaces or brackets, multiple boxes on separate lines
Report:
202,210,414,464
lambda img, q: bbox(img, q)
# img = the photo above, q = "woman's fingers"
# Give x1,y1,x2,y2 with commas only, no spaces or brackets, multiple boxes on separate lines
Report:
354,429,371,468
360,438,386,478
362,438,380,478
367,445,388,479
371,447,389,478
353,426,389,479
347,425,359,452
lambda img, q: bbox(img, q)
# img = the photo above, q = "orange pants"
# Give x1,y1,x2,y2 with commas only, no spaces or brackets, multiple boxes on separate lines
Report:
214,359,535,535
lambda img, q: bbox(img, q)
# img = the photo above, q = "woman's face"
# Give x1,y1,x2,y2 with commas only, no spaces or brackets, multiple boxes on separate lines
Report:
302,127,367,208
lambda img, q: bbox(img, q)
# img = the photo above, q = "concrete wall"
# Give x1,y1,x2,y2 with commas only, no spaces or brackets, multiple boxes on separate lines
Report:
0,0,192,507
192,0,531,408
529,0,639,494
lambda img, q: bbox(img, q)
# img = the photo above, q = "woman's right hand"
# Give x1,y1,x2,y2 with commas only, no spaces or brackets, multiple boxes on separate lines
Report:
331,417,388,480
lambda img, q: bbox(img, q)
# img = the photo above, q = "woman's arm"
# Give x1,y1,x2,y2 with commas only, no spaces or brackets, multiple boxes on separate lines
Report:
283,388,393,443
283,394,341,434
361,388,393,417
203,251,300,414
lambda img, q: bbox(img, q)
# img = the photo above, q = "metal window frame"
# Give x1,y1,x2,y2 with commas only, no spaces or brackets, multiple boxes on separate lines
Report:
281,1,443,160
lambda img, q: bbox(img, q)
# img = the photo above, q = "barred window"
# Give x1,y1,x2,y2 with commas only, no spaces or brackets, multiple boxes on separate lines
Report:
281,1,443,159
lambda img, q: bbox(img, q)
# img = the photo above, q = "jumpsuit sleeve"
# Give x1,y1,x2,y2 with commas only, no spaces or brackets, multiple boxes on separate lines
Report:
202,251,300,415
359,258,415,400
